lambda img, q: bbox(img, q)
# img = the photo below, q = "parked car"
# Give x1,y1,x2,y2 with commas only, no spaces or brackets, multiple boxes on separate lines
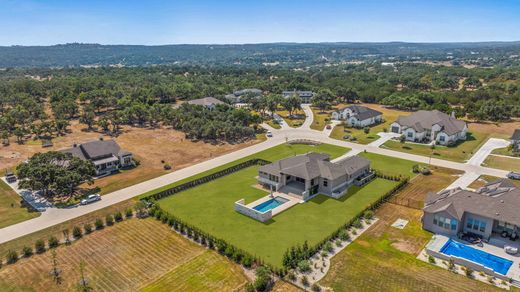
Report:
266,131,273,138
507,172,520,180
80,194,101,205
326,124,332,130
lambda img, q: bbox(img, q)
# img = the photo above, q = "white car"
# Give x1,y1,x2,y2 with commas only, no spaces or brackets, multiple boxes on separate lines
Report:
80,194,101,205
507,172,520,180
266,131,273,138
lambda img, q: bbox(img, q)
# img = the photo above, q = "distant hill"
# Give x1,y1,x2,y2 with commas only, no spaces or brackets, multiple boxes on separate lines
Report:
1,42,520,68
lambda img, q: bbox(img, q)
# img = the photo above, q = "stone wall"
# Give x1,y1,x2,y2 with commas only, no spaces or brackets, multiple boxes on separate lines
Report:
235,199,272,222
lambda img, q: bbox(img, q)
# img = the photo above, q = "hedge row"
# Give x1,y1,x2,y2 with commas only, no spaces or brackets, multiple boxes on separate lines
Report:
145,158,271,201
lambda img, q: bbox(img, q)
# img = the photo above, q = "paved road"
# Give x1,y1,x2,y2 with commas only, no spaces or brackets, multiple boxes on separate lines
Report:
0,108,511,244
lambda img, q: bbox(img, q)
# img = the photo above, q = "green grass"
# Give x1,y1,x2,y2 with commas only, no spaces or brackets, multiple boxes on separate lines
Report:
483,155,520,172
310,108,331,131
0,179,40,229
359,152,423,178
491,147,519,157
141,251,247,292
158,170,399,267
381,131,489,162
140,143,350,198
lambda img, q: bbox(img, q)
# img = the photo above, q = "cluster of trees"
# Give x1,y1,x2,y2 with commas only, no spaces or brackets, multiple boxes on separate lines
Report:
16,151,96,198
249,94,302,117
1,62,519,145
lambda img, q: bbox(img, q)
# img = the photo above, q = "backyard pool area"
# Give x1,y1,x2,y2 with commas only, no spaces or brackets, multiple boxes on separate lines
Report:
440,239,513,275
253,196,289,213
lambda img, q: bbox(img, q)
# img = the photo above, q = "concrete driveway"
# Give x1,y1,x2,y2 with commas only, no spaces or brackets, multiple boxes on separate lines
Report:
368,132,401,147
466,138,510,166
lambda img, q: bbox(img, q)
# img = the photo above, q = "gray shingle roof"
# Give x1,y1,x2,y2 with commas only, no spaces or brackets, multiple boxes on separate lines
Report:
396,110,466,135
62,140,128,161
260,152,369,180
336,105,382,121
424,179,520,225
512,129,520,140
187,97,225,107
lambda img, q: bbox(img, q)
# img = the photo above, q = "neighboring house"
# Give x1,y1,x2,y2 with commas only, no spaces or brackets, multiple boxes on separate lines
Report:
332,105,383,127
61,140,134,176
282,90,315,103
511,129,520,152
258,152,373,200
225,88,263,103
390,110,467,145
423,179,520,240
187,97,225,109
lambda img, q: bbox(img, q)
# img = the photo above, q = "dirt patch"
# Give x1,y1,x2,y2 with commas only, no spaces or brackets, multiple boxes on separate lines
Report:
391,240,418,254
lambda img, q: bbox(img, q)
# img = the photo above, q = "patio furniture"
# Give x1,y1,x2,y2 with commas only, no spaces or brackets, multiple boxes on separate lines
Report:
505,245,518,255
510,232,518,241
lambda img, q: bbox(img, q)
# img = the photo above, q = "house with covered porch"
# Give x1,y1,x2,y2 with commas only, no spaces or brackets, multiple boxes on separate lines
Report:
423,179,520,242
257,152,373,200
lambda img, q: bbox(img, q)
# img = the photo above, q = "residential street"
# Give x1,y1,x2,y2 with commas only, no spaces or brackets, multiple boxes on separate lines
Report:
0,109,511,244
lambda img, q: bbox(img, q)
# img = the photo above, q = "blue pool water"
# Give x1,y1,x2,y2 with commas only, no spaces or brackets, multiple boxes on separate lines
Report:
440,239,513,275
253,197,289,213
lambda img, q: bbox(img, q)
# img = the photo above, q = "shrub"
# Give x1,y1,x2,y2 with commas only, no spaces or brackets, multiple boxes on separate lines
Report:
339,230,350,241
335,239,342,247
320,250,328,257
412,164,420,173
352,219,362,229
95,218,104,230
301,275,309,286
311,283,321,292
125,208,133,218
241,255,253,268
298,260,311,273
35,239,46,254
363,210,374,220
464,267,474,278
224,245,234,258
324,241,334,253
6,250,18,264
105,215,114,226
254,266,272,291
428,255,436,264
114,212,123,222
363,127,370,134
22,246,33,257
84,223,93,234
48,236,59,248
287,271,297,281
72,226,82,239
400,135,406,143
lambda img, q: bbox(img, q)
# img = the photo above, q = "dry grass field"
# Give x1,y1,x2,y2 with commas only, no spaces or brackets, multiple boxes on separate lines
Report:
271,280,302,292
0,120,261,195
483,155,520,172
0,219,248,292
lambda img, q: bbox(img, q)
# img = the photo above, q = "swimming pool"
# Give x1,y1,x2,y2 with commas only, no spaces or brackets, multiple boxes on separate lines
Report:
253,196,289,213
440,239,513,275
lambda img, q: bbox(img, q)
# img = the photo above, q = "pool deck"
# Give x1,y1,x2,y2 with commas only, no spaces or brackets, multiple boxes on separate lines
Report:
427,234,520,280
246,192,302,216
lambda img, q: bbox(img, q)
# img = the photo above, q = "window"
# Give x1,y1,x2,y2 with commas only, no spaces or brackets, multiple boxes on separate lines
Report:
323,179,328,187
466,217,487,233
407,132,413,138
479,221,486,232
433,215,457,231
439,135,445,142
467,218,473,229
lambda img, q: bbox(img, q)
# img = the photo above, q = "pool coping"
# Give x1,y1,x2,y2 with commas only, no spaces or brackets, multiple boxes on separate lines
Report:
245,192,301,216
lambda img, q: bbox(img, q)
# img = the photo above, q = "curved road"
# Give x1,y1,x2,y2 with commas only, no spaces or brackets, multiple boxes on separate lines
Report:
0,109,510,244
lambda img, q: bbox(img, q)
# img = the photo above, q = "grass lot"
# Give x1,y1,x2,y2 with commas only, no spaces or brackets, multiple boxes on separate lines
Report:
0,179,40,229
491,147,518,157
483,155,520,172
382,131,489,163
310,107,332,131
276,109,305,128
0,219,247,291
141,143,350,198
158,169,399,267
468,175,520,189
266,119,282,129
0,198,137,259
141,250,248,292
320,165,498,292
359,152,423,178
272,280,302,292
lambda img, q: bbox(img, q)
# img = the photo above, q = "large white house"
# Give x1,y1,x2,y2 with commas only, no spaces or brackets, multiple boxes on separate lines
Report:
390,110,467,145
332,105,383,127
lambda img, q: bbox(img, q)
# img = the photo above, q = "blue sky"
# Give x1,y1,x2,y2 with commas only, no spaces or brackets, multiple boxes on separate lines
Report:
0,0,519,45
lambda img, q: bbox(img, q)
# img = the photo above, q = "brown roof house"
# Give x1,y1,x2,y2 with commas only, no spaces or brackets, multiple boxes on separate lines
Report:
258,152,373,200
61,140,134,176
332,105,383,128
390,110,467,145
423,179,520,240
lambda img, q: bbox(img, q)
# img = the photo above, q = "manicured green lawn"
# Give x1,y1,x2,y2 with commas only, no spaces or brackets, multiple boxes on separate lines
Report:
310,107,331,131
141,143,350,198
158,167,399,267
359,152,423,178
381,131,489,163
0,179,40,229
